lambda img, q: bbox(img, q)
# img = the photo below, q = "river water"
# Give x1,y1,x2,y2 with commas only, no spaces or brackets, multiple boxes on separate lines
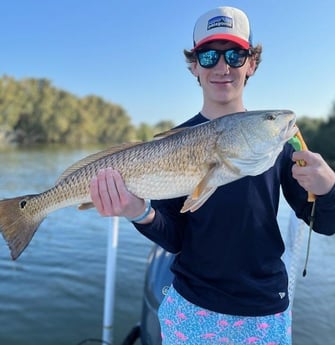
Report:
0,147,334,345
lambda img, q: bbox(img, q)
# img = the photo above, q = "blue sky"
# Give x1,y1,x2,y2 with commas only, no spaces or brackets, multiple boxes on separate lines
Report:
0,0,334,125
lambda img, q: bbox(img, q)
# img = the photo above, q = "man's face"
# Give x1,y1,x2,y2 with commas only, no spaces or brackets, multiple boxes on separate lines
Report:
192,40,256,109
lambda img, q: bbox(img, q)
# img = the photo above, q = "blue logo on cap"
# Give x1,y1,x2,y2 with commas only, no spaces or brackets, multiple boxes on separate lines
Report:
207,16,233,31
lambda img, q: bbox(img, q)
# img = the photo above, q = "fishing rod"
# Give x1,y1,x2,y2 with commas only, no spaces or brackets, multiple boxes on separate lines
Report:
288,129,316,277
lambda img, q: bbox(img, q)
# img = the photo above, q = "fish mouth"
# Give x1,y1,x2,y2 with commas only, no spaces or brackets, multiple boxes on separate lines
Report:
282,117,298,141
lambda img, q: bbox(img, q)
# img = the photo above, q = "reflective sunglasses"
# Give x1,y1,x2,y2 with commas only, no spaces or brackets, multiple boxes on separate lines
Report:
196,48,251,69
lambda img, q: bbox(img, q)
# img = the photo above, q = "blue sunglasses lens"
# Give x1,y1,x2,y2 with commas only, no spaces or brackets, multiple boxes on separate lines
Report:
225,50,246,67
197,49,249,68
197,50,219,68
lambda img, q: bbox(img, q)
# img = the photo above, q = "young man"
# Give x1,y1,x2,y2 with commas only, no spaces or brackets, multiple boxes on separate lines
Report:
90,7,335,344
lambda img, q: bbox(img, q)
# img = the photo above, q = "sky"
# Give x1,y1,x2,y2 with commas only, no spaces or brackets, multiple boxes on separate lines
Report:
0,0,334,126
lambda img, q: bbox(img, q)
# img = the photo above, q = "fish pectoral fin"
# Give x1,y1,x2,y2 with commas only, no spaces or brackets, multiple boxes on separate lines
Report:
181,187,217,213
222,157,241,174
190,164,217,199
181,166,218,212
78,202,95,210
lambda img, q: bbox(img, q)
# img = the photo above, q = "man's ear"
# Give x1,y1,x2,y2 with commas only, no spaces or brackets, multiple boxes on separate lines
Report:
246,57,257,77
191,62,199,77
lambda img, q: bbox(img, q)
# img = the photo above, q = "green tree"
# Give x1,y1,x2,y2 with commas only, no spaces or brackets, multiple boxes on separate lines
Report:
137,123,154,141
315,103,335,169
0,76,178,147
154,120,175,135
297,116,324,149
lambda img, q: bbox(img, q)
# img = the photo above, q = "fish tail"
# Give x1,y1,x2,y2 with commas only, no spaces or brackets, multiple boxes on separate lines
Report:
0,195,44,260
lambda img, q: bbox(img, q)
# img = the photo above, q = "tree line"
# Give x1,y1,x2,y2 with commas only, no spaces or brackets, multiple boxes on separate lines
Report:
0,76,174,146
0,75,334,170
297,102,335,170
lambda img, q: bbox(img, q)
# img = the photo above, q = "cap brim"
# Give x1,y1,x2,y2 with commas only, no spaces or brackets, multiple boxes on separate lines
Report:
193,34,250,50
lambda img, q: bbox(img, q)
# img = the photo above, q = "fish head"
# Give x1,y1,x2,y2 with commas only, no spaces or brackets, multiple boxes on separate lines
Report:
239,109,297,152
215,110,297,176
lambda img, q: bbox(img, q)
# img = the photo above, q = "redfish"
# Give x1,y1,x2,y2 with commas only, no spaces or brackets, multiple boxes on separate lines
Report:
0,110,297,259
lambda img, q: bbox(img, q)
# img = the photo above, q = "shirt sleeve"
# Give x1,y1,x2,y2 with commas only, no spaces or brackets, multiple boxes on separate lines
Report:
281,145,335,236
313,184,335,235
133,197,187,253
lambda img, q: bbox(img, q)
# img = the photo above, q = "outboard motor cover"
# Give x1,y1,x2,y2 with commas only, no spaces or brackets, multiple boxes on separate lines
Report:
140,245,175,345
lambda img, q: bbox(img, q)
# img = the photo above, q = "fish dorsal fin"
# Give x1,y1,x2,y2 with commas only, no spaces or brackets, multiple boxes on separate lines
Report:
181,165,218,213
154,127,189,139
56,142,142,183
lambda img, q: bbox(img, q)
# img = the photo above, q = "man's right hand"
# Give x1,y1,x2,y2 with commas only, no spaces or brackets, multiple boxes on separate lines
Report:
89,168,154,223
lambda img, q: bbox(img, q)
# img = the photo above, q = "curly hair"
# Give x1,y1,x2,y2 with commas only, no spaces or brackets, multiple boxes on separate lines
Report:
183,44,263,85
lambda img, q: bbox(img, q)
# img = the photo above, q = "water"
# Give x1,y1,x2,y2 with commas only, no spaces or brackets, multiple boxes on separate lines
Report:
0,147,334,345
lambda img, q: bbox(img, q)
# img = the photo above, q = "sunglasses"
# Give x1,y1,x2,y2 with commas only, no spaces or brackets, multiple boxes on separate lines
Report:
196,48,251,69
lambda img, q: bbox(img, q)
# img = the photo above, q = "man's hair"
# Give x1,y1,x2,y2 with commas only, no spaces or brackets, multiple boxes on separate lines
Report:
183,44,263,85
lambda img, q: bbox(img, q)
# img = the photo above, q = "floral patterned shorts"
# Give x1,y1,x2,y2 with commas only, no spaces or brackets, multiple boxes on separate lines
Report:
158,285,292,345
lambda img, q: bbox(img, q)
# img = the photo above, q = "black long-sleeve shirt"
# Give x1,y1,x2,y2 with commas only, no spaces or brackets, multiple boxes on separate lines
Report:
134,113,335,316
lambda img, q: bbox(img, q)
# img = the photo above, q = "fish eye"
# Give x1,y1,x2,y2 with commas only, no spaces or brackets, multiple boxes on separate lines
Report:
19,199,27,209
266,113,277,121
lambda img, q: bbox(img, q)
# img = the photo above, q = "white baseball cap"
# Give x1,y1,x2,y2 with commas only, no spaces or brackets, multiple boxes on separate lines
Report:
193,6,252,50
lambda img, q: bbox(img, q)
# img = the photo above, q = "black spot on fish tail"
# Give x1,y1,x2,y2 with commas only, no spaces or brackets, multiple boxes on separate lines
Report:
19,200,27,209
0,195,44,260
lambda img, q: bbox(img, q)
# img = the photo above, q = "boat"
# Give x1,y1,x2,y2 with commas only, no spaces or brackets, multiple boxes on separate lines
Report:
77,209,305,345
121,245,174,345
